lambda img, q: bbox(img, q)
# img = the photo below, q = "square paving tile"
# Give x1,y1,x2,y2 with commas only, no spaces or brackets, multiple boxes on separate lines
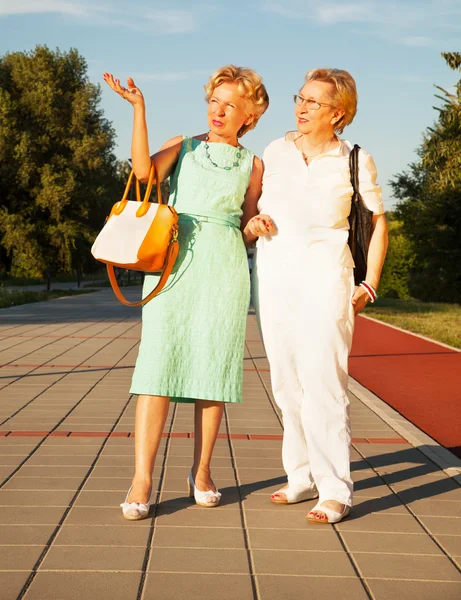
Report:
352,494,408,516
41,544,146,571
143,573,254,600
408,499,461,517
249,528,342,551
245,505,317,530
366,579,461,600
72,490,131,507
25,455,96,466
0,506,65,525
65,506,153,526
3,477,83,491
0,545,43,570
17,466,90,478
54,524,151,546
0,490,75,506
0,456,31,466
419,516,461,535
435,535,461,557
252,548,355,576
0,524,55,545
355,552,461,580
0,445,38,455
155,507,242,528
91,466,140,478
147,547,249,574
257,575,369,600
0,467,15,479
386,471,454,488
336,513,426,533
94,455,135,467
35,446,101,456
0,572,30,600
342,531,442,555
24,572,141,600
82,477,136,491
152,526,246,549
237,468,286,484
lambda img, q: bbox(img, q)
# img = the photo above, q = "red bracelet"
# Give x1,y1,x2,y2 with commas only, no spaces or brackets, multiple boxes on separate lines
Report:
360,281,377,302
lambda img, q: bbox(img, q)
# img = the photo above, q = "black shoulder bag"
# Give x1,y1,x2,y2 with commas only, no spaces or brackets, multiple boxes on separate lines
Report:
348,144,374,285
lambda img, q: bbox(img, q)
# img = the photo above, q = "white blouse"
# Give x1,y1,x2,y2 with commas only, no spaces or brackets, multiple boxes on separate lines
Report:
256,134,384,270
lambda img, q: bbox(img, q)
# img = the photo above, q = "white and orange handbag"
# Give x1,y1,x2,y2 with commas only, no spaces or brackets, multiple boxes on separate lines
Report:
91,163,179,306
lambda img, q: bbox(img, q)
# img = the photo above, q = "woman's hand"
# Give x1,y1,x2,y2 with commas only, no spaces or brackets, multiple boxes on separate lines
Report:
103,73,145,107
351,286,370,316
244,214,277,238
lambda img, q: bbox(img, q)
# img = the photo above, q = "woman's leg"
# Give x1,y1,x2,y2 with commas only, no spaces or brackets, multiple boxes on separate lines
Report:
297,271,355,520
254,266,314,498
192,399,224,499
128,394,170,503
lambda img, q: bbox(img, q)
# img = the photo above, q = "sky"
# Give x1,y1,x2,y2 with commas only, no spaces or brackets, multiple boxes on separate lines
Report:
0,0,460,209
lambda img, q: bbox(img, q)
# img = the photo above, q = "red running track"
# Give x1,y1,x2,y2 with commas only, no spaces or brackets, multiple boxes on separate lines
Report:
350,316,461,459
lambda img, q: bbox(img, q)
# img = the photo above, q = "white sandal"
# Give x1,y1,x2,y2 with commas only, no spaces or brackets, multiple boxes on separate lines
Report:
306,501,350,524
188,470,222,508
120,485,151,521
271,482,319,505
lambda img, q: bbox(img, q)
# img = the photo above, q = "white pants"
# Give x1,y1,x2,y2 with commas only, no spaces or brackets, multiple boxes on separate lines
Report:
253,258,355,507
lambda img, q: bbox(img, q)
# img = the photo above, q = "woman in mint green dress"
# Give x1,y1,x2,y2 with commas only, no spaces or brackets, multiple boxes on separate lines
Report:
104,66,269,519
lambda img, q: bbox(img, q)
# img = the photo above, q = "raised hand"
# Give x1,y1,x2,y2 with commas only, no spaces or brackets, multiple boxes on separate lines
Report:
103,73,144,107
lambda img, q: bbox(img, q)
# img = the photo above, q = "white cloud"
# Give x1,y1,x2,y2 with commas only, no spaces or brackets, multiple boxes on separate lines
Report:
402,36,434,48
143,10,198,34
261,0,461,46
0,0,108,16
0,1,200,34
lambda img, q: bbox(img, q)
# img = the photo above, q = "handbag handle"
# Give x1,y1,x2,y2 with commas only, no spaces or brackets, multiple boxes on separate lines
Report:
349,144,360,195
120,170,142,202
105,236,179,307
143,162,164,205
114,162,163,216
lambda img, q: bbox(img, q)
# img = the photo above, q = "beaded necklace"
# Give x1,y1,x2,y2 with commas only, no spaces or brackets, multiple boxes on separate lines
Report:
204,134,242,171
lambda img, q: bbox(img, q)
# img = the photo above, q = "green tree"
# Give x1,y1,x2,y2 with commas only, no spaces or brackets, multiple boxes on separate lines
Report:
391,52,461,302
378,213,415,299
0,45,123,278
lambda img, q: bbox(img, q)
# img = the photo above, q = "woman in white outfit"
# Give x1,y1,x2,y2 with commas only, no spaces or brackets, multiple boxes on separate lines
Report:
244,68,388,524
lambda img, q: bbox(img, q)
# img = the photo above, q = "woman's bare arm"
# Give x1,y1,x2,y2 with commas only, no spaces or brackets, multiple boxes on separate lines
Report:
365,214,388,290
241,157,276,246
351,213,389,314
103,74,183,183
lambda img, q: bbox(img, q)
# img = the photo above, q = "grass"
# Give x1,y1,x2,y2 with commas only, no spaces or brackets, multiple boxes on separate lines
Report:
0,288,98,309
363,297,461,349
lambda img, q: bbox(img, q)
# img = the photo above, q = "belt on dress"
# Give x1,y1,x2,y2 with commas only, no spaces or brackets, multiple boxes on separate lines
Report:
178,212,240,229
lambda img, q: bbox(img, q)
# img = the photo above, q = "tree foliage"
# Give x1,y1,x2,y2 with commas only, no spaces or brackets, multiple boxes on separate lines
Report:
378,213,415,299
0,45,124,278
391,52,461,302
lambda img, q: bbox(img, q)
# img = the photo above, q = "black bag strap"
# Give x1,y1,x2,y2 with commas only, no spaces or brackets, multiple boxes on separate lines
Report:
349,144,361,195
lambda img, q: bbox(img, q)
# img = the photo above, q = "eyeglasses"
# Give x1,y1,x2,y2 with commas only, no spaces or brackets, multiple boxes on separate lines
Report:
293,94,333,110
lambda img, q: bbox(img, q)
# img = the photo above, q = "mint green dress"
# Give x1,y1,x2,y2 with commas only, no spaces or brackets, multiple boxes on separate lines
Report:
130,136,253,403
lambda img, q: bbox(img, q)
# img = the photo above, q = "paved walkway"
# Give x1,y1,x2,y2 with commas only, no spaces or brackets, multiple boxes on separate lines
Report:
2,280,108,292
0,289,460,600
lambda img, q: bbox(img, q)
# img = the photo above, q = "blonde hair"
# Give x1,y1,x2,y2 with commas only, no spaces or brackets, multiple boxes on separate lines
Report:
204,65,269,137
304,68,357,134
